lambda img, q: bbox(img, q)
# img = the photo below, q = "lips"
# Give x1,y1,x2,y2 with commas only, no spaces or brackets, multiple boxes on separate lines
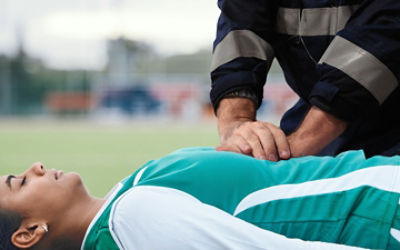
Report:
55,170,64,180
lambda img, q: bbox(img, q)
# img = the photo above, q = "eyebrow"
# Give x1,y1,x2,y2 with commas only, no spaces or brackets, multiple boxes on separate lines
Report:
6,175,15,190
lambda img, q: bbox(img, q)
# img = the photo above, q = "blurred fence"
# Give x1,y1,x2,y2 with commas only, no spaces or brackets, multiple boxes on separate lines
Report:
0,38,298,122
0,73,297,122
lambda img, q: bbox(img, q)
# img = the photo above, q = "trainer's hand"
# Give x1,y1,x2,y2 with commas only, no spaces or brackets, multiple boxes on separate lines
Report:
217,121,291,161
216,97,291,161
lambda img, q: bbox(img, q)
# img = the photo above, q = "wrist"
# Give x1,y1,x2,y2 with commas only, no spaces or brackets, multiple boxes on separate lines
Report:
217,98,256,143
216,97,256,121
288,106,347,157
222,89,259,107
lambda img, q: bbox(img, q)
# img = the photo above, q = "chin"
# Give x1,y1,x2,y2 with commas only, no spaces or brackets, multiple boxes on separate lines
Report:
69,172,89,193
62,172,84,189
70,172,84,185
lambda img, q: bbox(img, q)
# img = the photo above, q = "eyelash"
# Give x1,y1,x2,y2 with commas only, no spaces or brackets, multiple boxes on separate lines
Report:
21,176,26,187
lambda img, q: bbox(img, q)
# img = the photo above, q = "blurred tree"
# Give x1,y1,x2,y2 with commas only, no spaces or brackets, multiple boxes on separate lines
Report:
136,49,212,78
106,37,155,85
0,46,93,116
0,55,12,115
8,44,38,114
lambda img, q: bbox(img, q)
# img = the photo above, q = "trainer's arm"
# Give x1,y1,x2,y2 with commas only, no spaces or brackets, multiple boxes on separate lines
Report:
288,106,347,157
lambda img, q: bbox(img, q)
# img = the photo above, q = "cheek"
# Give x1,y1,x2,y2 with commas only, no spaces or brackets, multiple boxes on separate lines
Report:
46,173,87,203
9,195,49,218
13,181,63,216
11,174,86,217
21,189,59,215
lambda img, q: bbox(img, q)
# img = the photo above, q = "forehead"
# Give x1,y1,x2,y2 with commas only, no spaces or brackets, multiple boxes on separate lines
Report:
0,175,8,190
0,175,10,204
0,175,10,190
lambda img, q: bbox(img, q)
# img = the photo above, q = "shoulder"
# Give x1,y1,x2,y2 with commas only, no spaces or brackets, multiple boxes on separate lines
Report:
109,186,202,249
111,185,200,217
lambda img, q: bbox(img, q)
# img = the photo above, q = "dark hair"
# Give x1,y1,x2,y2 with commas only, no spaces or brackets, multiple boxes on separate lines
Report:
0,208,22,250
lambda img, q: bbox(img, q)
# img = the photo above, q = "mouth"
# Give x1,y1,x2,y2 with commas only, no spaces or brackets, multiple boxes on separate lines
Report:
55,170,64,180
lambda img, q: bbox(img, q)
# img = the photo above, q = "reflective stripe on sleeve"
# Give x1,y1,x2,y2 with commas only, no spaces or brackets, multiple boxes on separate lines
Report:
211,30,274,72
319,36,398,104
276,5,359,36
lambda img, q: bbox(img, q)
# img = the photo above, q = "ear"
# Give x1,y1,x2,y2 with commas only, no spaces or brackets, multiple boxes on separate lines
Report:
11,222,48,249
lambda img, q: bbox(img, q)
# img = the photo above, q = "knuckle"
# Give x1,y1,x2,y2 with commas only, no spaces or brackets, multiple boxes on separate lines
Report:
275,129,286,138
236,124,250,132
254,121,265,128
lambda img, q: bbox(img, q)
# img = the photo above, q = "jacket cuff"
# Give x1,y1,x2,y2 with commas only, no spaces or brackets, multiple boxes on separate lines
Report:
309,81,379,122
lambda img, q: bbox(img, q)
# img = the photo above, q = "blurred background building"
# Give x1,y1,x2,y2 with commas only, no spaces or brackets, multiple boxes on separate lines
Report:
0,0,298,123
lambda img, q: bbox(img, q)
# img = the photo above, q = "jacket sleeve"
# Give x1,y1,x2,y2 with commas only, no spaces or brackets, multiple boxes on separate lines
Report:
310,0,400,121
210,0,277,110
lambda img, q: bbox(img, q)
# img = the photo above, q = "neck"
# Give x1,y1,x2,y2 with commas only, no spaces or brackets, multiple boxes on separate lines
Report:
74,196,106,244
49,195,106,249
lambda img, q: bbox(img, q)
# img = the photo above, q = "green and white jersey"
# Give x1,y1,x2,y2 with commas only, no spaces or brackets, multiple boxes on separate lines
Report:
81,147,400,250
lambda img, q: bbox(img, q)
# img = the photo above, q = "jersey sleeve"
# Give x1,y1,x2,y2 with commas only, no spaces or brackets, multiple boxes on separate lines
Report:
210,0,277,110
311,0,400,121
94,230,120,250
108,185,368,250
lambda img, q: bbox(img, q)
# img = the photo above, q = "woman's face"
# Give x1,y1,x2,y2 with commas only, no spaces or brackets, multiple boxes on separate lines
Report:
0,162,87,220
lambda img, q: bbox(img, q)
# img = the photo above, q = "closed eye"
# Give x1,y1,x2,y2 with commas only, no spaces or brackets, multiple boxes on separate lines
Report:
21,176,26,187
6,175,15,189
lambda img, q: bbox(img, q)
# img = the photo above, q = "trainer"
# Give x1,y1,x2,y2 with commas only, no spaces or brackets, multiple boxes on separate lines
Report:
210,0,400,161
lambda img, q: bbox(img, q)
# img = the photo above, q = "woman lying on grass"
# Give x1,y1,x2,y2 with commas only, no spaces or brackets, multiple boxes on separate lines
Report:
1,147,400,250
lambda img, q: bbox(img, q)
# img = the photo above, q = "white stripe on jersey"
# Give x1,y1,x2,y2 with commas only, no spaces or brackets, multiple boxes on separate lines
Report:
234,165,400,216
390,228,400,243
133,167,148,186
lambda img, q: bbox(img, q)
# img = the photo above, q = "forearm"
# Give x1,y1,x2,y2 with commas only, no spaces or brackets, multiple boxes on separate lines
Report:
288,106,347,157
216,98,257,143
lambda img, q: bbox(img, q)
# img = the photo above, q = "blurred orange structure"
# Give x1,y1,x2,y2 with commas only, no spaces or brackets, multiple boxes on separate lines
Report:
46,93,94,112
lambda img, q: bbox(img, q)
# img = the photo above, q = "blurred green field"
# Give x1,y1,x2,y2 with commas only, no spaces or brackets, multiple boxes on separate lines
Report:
0,121,219,197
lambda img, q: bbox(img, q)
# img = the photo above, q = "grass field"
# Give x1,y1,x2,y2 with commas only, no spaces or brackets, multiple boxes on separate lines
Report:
0,120,219,197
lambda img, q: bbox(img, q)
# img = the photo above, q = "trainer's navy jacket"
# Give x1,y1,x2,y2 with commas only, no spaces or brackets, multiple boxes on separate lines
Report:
210,0,400,157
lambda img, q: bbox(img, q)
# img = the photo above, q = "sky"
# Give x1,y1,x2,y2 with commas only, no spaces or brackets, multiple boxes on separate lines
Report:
0,0,220,69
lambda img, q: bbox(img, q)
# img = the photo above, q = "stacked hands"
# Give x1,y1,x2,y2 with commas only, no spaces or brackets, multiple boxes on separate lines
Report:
215,98,348,161
216,120,291,161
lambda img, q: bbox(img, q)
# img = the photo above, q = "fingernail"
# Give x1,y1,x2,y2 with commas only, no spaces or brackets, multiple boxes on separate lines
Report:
268,154,277,162
243,146,251,153
258,155,266,160
280,150,289,158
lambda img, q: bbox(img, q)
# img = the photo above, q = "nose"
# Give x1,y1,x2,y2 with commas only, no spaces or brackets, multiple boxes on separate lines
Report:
27,162,46,176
